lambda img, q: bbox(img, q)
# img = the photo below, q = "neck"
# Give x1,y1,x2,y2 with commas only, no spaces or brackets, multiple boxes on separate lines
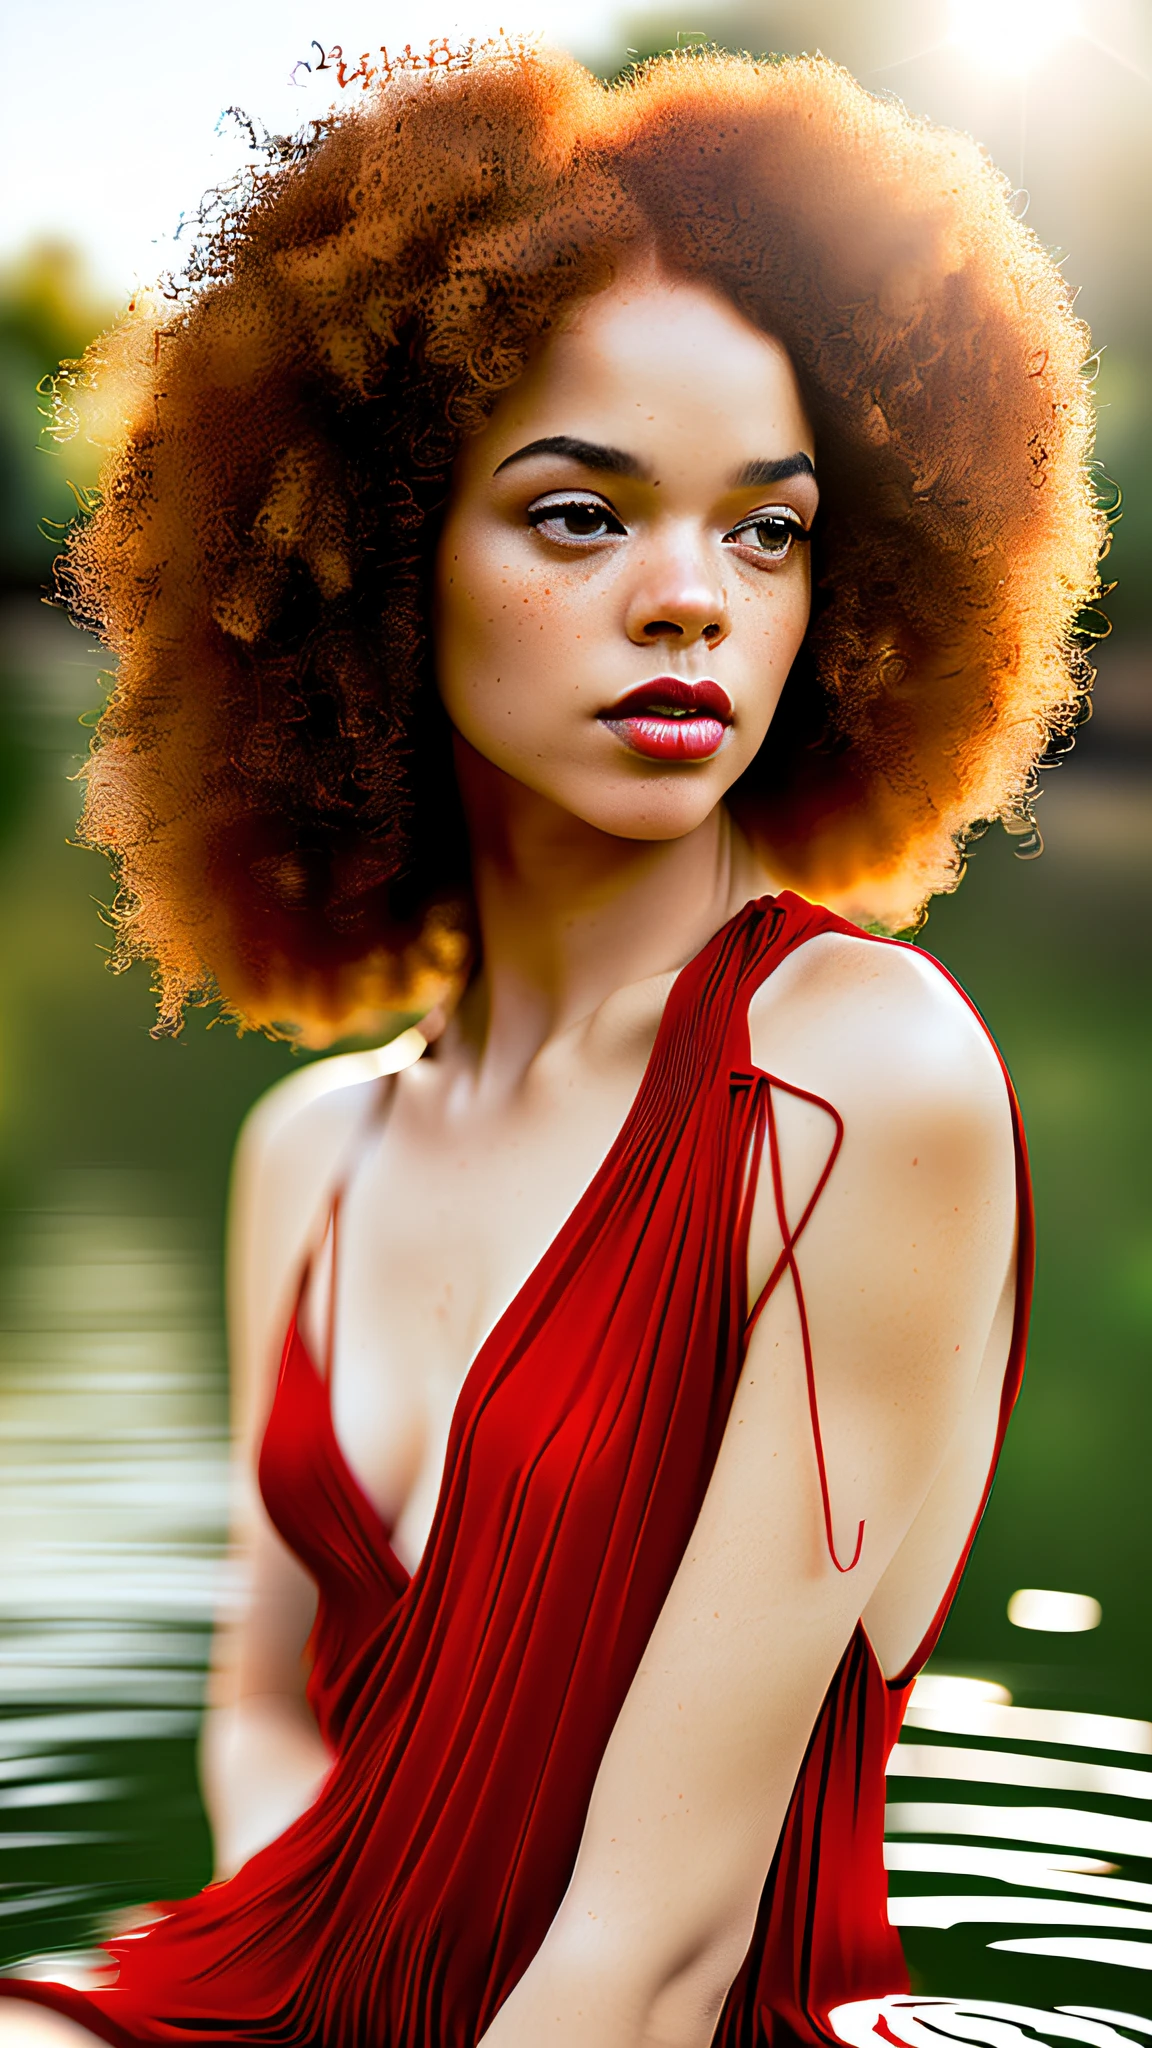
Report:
448,739,773,1089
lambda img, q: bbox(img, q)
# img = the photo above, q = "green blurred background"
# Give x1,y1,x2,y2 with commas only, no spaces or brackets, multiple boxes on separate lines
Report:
0,0,1149,2016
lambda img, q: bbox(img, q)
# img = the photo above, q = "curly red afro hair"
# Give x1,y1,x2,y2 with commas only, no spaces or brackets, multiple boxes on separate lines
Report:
58,40,1103,1040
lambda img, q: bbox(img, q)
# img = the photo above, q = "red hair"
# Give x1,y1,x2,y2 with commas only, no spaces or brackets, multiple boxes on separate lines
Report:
59,41,1103,1039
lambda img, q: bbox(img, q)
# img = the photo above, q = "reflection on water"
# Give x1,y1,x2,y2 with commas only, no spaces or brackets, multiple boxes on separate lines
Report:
831,1997,1152,2044
882,1690,1152,2021
0,1171,229,1974
0,1169,229,1663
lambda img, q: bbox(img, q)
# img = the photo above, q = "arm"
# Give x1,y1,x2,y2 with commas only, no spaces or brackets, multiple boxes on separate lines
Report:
478,937,1017,2048
198,1053,396,1879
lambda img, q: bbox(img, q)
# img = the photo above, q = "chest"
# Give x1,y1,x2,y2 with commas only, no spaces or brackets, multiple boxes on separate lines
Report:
300,1039,661,1568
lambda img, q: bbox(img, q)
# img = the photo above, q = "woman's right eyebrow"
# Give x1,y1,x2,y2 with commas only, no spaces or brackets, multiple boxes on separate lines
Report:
493,435,648,480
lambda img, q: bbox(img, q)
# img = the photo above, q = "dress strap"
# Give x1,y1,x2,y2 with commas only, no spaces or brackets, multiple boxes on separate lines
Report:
740,1069,861,1574
297,1069,401,1387
323,1187,343,1386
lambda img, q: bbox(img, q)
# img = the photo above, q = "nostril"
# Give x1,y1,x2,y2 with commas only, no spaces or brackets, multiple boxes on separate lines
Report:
643,621,683,638
702,623,722,644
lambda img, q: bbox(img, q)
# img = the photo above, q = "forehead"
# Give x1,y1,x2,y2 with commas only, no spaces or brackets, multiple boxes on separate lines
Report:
477,272,813,468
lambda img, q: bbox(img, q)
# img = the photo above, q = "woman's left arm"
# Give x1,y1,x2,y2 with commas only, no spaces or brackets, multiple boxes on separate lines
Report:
477,936,1018,2048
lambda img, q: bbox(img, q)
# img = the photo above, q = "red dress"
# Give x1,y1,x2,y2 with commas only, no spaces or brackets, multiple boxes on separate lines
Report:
0,893,1033,2046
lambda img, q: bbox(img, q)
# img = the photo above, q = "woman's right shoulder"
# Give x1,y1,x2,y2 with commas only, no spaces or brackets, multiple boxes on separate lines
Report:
236,1027,427,1191
227,1030,426,1427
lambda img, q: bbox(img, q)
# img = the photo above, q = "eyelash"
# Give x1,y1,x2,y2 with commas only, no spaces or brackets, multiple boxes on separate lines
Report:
725,512,811,561
526,496,627,543
525,493,811,561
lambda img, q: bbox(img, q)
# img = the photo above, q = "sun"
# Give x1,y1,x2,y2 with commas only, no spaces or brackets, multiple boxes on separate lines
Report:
947,0,1082,76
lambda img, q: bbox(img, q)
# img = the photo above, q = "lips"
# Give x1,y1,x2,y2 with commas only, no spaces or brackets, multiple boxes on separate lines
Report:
599,677,733,763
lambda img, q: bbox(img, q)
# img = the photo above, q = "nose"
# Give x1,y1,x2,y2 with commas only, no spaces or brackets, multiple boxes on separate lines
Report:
624,532,729,651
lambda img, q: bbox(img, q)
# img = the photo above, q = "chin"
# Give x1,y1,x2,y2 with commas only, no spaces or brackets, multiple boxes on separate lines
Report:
556,774,732,844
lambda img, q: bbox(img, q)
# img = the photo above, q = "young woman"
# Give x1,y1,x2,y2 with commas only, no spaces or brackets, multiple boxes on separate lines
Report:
0,40,1101,2048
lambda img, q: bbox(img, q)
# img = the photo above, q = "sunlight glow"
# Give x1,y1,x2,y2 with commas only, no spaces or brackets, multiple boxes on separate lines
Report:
947,0,1082,77
888,1744,1152,1800
886,1800,1152,1862
883,1841,1152,1909
6,1952,108,1988
829,1996,1152,2047
1008,1587,1102,1632
910,1673,1012,1710
888,1894,1152,1931
1062,2016,1152,2038
904,1693,1152,1754
259,1027,428,1116
996,1936,1152,1970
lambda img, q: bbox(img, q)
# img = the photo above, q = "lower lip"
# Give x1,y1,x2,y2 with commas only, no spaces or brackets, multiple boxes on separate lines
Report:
600,714,728,763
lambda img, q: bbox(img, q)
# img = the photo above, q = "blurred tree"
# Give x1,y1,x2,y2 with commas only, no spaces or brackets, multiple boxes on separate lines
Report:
0,241,115,594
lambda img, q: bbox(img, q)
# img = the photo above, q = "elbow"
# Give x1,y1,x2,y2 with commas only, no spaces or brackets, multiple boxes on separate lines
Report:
534,1903,749,2048
640,1929,751,2048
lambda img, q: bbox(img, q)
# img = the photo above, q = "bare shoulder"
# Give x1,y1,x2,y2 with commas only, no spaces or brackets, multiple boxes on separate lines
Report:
236,1028,427,1194
748,926,1012,1151
227,1030,425,1433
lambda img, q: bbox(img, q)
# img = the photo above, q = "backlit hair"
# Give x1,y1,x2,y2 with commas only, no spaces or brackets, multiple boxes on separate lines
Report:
59,40,1103,1039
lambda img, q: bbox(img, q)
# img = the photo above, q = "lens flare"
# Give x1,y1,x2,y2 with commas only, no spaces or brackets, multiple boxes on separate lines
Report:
947,0,1082,76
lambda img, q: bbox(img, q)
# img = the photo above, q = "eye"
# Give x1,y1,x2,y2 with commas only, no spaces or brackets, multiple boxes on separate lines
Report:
526,494,627,545
724,510,810,562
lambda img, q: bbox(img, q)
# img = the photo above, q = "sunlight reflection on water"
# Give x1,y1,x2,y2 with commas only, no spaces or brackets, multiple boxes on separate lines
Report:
0,1173,232,1656
0,1170,232,1968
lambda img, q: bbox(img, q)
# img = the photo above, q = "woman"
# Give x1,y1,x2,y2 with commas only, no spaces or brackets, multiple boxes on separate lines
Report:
1,39,1101,2048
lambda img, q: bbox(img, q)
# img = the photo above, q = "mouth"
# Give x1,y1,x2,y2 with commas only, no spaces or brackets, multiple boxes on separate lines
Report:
598,677,733,764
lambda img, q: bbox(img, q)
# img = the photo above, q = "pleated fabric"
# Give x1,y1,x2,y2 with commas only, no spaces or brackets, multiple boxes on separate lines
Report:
0,892,1033,2046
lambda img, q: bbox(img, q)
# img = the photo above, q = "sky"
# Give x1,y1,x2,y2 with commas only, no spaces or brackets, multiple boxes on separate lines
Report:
1,0,623,299
3,0,1150,345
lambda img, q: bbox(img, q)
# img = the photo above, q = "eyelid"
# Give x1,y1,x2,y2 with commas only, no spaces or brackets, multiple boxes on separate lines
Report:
526,488,621,513
525,491,629,543
728,504,810,534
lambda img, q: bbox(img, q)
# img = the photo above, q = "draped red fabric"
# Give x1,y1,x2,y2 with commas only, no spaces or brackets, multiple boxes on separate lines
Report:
0,893,1033,2046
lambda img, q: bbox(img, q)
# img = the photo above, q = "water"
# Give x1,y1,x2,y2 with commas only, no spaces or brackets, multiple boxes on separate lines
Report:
0,1179,227,1976
0,598,1150,2032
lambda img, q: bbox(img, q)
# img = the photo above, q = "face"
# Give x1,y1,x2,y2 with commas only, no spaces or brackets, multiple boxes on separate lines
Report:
434,267,817,843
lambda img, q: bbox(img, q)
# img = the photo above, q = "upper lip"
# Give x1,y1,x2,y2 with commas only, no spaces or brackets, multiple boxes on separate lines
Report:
600,677,733,722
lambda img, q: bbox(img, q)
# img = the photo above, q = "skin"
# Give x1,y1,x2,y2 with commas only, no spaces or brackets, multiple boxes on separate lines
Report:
0,268,1017,2048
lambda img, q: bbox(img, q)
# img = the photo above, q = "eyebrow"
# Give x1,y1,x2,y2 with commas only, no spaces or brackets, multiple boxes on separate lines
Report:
493,435,648,480
734,453,816,487
492,438,817,488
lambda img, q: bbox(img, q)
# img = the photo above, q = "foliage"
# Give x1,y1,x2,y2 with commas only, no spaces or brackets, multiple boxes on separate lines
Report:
0,243,115,589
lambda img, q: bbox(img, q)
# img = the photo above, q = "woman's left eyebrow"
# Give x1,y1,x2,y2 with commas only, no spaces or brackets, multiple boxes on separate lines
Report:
734,453,816,486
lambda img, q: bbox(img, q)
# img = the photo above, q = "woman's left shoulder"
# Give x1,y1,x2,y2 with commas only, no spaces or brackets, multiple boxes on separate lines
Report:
749,916,1013,1147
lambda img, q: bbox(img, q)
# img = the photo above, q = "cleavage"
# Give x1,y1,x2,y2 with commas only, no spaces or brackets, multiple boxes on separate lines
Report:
302,1043,658,1572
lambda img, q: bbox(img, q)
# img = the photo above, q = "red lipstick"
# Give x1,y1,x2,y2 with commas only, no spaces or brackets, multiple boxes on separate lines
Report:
599,678,732,763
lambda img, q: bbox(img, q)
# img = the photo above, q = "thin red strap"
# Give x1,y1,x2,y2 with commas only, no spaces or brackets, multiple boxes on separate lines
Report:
324,1188,342,1386
744,1075,861,1574
295,1070,397,1381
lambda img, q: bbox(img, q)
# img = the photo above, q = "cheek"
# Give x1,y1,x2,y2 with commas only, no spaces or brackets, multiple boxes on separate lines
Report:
747,564,811,678
434,533,507,719
435,533,578,722
779,572,812,665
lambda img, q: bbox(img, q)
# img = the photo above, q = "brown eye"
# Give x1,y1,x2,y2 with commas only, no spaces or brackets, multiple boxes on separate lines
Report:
726,512,809,561
527,496,627,544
